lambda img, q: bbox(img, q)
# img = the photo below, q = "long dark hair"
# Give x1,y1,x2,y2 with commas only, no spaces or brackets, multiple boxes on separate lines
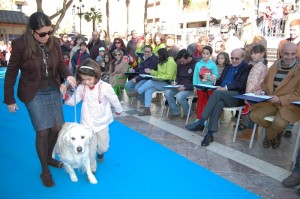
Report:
158,48,169,65
24,12,54,58
251,44,268,65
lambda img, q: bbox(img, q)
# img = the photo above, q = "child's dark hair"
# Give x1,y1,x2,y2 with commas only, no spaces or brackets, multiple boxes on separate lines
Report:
76,58,102,84
202,45,213,55
250,44,268,65
216,52,230,66
80,41,87,47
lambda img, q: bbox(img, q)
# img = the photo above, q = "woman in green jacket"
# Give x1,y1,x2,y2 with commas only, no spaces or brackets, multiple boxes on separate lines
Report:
136,48,177,116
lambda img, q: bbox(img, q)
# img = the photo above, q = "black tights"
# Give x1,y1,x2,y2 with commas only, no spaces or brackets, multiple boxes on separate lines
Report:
35,123,61,174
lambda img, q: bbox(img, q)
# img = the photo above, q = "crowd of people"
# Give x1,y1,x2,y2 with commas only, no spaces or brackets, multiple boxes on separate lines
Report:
3,10,300,196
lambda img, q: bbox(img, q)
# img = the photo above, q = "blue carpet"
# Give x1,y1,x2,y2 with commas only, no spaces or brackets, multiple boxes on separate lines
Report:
0,71,260,199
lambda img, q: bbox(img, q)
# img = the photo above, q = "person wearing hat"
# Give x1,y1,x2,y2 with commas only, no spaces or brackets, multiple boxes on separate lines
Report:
96,47,106,67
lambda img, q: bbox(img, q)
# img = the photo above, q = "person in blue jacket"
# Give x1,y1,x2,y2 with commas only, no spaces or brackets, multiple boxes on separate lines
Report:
186,48,252,147
71,42,90,75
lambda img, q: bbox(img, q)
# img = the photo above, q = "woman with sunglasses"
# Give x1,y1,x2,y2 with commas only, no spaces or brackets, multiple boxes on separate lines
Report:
4,12,76,187
108,48,129,89
109,38,127,58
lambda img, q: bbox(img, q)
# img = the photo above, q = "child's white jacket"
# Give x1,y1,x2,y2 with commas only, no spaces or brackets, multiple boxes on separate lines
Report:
65,80,123,132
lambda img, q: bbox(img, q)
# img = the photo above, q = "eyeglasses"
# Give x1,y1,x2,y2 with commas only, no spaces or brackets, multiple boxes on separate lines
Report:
230,57,240,61
114,42,121,44
114,53,121,56
34,29,54,37
220,31,228,34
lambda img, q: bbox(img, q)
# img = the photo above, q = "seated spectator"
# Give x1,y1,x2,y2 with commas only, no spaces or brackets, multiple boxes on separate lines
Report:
108,48,129,88
96,47,105,66
164,49,197,119
193,46,219,122
217,26,243,54
212,40,225,61
185,48,251,147
277,19,300,59
249,42,300,149
101,53,111,82
109,38,127,59
71,42,90,75
134,48,177,116
187,35,209,62
236,44,268,140
215,51,230,75
166,34,179,59
152,32,166,56
126,45,158,95
68,35,89,71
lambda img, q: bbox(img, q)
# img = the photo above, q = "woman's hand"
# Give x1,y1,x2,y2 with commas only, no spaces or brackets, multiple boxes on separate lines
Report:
66,76,77,88
7,104,18,112
60,84,67,96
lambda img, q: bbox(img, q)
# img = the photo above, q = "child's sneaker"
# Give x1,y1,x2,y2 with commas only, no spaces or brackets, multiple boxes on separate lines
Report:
97,154,104,162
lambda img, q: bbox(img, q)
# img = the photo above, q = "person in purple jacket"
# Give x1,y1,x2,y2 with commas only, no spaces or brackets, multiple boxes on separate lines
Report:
164,49,197,119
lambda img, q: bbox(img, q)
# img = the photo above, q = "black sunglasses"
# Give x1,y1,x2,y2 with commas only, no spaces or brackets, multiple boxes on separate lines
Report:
34,29,54,37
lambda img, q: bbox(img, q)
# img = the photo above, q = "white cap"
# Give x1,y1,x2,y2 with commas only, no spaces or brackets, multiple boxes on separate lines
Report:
99,47,105,52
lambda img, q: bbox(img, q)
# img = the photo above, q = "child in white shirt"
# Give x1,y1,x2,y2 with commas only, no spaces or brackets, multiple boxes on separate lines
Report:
60,58,123,173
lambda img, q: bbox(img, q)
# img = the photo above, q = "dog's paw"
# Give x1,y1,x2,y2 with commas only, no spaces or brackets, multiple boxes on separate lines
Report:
88,174,98,184
70,174,78,182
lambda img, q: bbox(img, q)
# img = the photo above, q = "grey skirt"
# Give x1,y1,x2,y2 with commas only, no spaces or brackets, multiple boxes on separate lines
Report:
25,86,64,132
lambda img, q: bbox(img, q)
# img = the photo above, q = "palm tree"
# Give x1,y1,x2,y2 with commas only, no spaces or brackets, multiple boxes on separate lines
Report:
84,7,102,31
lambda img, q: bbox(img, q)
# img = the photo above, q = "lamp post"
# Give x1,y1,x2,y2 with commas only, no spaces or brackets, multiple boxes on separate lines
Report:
72,0,85,34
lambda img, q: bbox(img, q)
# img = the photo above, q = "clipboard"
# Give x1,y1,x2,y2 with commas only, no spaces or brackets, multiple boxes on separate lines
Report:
139,74,155,78
163,85,183,88
234,93,272,102
292,101,300,106
124,72,139,75
194,84,217,90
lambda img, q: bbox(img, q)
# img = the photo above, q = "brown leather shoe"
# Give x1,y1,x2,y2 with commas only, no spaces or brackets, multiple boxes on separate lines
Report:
138,108,151,116
282,172,300,187
237,128,258,141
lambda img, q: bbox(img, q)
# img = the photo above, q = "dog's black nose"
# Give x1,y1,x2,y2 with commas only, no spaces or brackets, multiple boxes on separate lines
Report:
77,147,82,152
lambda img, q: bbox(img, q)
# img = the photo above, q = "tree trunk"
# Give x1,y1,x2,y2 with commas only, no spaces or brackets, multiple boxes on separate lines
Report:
126,0,130,39
35,0,74,33
106,0,110,42
144,0,148,34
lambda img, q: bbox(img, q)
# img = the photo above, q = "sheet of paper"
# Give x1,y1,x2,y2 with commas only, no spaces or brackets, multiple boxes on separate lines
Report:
244,93,272,100
194,84,217,89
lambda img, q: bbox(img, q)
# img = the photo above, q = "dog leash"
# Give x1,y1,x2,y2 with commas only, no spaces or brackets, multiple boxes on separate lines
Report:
73,87,77,123
65,80,77,123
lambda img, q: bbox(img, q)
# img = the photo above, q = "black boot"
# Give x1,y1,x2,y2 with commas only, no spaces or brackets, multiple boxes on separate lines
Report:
185,120,204,131
201,134,214,147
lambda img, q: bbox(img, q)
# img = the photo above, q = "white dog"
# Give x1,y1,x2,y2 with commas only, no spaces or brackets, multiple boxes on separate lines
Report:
54,122,97,184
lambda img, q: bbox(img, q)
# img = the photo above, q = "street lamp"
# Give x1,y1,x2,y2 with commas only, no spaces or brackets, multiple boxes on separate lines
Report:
72,0,85,34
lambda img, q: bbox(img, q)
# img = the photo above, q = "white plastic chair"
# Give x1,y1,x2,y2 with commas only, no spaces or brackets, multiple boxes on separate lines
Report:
249,116,300,164
163,95,198,124
223,106,245,142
